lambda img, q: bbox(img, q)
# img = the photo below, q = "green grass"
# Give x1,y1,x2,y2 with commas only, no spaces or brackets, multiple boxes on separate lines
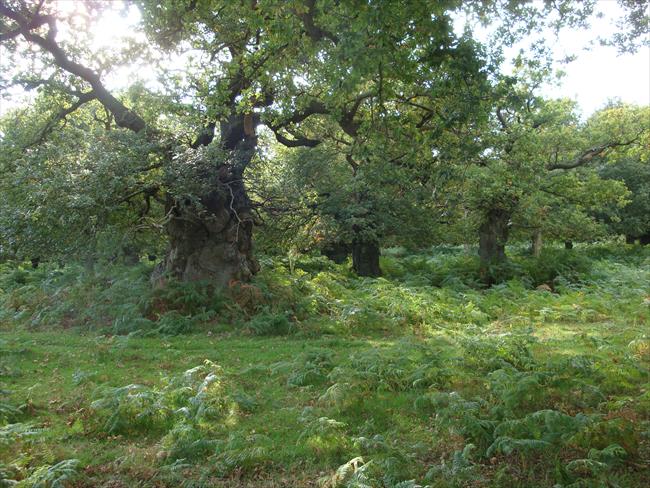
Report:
1,244,649,487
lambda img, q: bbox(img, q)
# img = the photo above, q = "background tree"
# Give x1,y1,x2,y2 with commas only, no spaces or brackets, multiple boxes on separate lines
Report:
594,104,650,244
453,87,645,280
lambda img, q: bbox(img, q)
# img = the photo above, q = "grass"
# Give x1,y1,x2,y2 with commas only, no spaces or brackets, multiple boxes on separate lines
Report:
0,244,649,487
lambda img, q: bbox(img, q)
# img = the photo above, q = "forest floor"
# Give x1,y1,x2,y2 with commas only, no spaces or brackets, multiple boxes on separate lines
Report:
1,245,649,487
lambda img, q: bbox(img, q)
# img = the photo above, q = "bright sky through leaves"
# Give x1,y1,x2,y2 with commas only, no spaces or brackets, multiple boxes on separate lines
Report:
0,0,648,117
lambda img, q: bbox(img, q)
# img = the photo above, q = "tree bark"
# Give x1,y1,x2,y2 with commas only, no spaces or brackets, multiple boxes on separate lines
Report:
564,241,573,249
155,115,260,287
352,238,381,277
640,233,650,246
626,234,637,244
478,208,510,267
531,230,542,258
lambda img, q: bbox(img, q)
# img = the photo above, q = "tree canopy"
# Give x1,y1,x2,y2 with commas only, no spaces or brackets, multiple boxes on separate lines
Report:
0,0,648,281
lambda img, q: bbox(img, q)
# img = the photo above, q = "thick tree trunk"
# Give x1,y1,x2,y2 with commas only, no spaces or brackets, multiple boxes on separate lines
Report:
478,208,510,267
531,230,542,258
352,239,381,277
640,233,650,245
155,115,260,287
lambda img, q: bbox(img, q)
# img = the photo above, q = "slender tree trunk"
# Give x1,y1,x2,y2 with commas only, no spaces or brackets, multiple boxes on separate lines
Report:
352,238,381,277
531,230,543,258
564,241,573,250
626,235,637,244
154,115,259,287
478,208,510,267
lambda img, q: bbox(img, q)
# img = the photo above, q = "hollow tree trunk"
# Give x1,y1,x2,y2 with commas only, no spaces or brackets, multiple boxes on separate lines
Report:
531,230,542,258
155,114,260,287
478,208,510,267
352,238,381,277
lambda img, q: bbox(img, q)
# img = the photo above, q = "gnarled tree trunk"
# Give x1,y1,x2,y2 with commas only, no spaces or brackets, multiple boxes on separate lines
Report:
479,208,510,268
155,115,260,287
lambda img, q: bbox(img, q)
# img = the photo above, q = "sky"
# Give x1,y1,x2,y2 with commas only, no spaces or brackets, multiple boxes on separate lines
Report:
533,1,650,116
0,0,648,118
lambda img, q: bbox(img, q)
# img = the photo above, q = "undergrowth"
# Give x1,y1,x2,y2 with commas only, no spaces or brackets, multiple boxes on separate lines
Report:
0,244,648,486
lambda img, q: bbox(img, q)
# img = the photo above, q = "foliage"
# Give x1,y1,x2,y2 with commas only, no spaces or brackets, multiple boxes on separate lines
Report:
0,245,649,486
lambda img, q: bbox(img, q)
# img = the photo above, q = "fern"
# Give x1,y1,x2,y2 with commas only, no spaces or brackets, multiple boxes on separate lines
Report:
90,360,236,436
0,423,42,445
1,462,19,487
420,392,495,451
0,402,20,424
17,459,79,488
319,457,368,488
160,422,219,461
557,444,628,487
486,436,551,457
426,443,479,484
285,349,335,387
327,341,450,393
90,384,169,434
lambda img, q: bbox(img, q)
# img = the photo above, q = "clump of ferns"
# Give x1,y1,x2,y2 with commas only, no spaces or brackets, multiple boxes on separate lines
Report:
90,360,270,469
350,434,426,487
90,360,239,438
417,386,637,487
319,341,452,411
298,407,354,463
477,351,612,420
160,427,273,473
17,459,81,488
270,349,336,388
0,400,21,426
425,443,482,486
414,391,495,453
415,389,603,457
212,432,273,475
556,443,629,487
456,332,538,374
320,455,426,488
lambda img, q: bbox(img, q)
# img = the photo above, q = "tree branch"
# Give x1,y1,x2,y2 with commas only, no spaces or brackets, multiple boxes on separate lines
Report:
295,0,339,44
25,90,97,148
269,126,321,147
339,91,374,137
1,3,146,133
547,135,643,170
